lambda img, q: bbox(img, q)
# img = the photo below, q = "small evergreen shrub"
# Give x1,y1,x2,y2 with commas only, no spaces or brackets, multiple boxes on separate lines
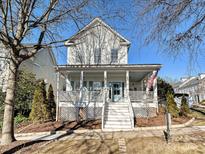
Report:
166,91,179,117
29,80,49,122
47,84,56,121
180,96,190,116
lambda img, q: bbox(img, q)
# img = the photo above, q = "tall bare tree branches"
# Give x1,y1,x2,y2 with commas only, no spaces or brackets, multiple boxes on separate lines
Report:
134,0,205,58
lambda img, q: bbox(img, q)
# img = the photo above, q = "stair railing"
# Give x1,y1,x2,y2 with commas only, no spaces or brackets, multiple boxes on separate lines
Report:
127,95,134,129
101,88,107,130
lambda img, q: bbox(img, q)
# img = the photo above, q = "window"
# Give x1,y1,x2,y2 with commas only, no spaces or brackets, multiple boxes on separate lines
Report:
94,48,101,64
75,51,85,64
111,49,118,63
83,81,87,88
75,81,80,90
71,81,74,90
93,82,102,90
89,81,93,91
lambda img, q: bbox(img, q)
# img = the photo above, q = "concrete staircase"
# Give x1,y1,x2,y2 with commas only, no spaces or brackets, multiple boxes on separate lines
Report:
103,102,132,130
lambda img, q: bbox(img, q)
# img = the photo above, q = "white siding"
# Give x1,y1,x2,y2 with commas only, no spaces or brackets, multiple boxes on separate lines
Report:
0,47,57,95
20,49,57,93
68,22,128,65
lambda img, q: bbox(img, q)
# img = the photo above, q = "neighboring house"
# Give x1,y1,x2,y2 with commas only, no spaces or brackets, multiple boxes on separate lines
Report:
174,73,205,105
0,44,57,94
56,18,162,130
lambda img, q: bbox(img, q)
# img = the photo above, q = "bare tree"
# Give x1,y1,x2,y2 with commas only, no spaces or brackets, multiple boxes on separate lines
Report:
134,0,205,59
0,0,125,144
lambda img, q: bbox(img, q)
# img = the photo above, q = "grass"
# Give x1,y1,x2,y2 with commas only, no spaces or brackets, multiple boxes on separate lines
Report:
32,133,205,154
189,110,205,119
188,110,205,126
126,135,205,154
192,119,205,126
33,139,119,154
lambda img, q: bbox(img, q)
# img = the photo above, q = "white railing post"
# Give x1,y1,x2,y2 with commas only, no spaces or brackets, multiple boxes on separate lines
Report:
126,70,129,98
102,71,107,130
79,71,84,102
56,72,60,121
153,72,158,112
77,71,84,122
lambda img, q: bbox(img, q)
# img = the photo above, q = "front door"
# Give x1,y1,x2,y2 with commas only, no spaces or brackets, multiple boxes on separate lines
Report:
112,82,122,102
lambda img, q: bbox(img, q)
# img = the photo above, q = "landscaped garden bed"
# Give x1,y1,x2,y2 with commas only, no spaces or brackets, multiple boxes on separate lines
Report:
16,119,101,133
135,106,192,127
135,113,191,127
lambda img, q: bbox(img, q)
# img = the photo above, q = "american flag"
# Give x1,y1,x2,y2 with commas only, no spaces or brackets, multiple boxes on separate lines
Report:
146,70,158,93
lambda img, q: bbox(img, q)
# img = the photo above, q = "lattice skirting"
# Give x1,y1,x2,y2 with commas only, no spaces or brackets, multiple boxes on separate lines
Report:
133,107,157,118
59,106,102,121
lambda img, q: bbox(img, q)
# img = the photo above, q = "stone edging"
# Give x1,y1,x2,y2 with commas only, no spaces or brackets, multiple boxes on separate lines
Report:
15,118,195,137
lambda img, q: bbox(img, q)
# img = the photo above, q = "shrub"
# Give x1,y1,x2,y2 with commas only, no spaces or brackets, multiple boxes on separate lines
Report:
166,91,179,117
180,96,190,116
200,100,205,105
158,78,174,101
47,84,56,121
29,80,49,122
14,114,28,125
15,70,37,117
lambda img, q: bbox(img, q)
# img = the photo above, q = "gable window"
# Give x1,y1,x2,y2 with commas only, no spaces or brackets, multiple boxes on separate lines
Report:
94,48,101,64
75,51,85,64
111,49,118,63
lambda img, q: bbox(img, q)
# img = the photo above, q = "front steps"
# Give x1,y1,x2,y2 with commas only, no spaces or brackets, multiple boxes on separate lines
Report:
103,102,132,130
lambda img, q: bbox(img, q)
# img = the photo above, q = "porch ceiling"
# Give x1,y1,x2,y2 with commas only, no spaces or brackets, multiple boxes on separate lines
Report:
56,64,162,73
129,72,149,81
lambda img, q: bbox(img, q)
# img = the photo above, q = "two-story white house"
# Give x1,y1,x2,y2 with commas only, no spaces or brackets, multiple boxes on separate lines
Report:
56,18,162,130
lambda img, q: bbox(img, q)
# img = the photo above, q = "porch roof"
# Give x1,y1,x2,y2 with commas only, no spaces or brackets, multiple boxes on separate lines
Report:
56,64,162,72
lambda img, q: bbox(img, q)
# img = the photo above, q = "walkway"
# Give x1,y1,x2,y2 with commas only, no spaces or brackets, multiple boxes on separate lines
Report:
12,126,205,141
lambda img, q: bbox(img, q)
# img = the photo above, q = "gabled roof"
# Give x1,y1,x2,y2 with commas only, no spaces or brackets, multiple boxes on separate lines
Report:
65,17,131,46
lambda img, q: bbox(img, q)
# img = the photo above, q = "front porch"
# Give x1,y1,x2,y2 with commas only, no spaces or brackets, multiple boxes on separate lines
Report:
56,64,161,129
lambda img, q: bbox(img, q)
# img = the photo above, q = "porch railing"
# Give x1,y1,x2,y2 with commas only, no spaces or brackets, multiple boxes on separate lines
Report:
127,95,134,129
59,90,80,103
129,91,154,102
59,90,104,103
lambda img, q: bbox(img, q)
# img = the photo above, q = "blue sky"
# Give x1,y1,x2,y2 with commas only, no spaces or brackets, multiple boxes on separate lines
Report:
55,0,205,81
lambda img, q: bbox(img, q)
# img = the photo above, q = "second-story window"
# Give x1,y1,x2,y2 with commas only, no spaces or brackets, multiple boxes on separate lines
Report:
111,49,118,63
94,48,101,64
76,51,85,64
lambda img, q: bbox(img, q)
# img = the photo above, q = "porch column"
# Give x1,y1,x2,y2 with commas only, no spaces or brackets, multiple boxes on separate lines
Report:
126,70,129,98
104,71,107,88
153,70,158,111
65,75,70,91
56,72,60,121
141,79,144,91
104,71,108,101
79,71,84,101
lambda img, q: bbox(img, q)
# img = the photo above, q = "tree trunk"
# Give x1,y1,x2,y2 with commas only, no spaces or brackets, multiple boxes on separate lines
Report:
1,60,18,145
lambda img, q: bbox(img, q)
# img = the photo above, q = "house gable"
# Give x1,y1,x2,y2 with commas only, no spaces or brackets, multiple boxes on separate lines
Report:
65,18,130,65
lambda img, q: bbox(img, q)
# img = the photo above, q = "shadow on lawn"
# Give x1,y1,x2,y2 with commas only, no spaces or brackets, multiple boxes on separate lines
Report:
3,140,45,154
3,120,102,154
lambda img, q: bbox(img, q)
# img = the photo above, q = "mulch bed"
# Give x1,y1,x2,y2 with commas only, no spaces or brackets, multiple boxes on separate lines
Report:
136,112,191,127
16,119,101,133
